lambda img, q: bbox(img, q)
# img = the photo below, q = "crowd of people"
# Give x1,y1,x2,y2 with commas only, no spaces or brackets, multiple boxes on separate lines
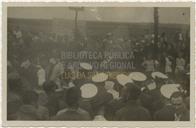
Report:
7,25,190,121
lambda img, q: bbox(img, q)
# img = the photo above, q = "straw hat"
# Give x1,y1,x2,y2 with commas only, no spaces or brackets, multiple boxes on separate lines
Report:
80,62,93,70
160,84,180,99
129,72,147,81
92,73,108,83
151,72,168,79
80,83,98,98
117,74,133,86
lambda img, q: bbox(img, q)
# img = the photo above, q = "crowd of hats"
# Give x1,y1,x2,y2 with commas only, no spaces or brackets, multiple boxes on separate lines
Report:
78,62,182,100
7,24,190,121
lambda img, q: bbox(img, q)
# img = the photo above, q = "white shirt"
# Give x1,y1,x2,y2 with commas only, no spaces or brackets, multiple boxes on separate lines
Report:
142,60,156,72
37,68,46,86
165,57,172,73
176,58,185,71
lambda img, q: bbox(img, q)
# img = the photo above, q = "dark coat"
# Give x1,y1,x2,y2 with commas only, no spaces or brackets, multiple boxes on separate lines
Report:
53,107,91,121
16,104,49,120
153,105,175,121
16,105,39,120
104,98,126,121
115,100,151,121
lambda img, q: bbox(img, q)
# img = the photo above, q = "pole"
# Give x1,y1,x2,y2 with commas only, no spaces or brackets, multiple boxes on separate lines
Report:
75,10,78,41
154,7,159,58
154,7,159,45
69,7,84,41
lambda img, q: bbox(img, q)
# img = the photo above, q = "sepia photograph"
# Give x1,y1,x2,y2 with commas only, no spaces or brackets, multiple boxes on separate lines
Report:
2,2,195,127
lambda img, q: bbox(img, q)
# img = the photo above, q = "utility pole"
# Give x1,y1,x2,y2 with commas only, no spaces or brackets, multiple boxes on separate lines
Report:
154,7,159,45
69,7,84,41
153,7,159,57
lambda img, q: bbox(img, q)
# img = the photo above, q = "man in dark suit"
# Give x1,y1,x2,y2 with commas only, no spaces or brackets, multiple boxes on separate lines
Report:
115,83,151,121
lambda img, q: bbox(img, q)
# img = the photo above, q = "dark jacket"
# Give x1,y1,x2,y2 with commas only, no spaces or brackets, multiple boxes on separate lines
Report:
53,107,91,121
104,98,126,121
7,92,23,120
115,100,151,121
45,92,61,117
154,104,190,121
16,105,39,120
153,105,175,121
16,104,49,120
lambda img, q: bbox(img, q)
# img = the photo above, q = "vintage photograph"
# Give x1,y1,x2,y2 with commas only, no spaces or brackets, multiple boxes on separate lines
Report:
4,4,193,124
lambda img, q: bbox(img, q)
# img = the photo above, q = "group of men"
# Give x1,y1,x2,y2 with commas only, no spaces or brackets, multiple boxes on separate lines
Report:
7,26,190,121
7,58,190,121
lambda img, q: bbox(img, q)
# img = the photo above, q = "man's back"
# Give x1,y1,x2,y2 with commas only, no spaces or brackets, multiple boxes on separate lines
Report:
153,105,175,121
115,101,151,121
54,108,91,121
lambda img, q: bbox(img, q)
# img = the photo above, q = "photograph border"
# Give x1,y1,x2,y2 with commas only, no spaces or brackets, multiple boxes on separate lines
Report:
2,2,195,127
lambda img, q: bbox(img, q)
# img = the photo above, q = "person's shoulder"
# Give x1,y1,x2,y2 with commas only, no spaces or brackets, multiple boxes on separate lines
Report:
53,64,59,70
137,105,150,115
38,105,49,112
38,68,45,73
7,92,21,102
77,108,91,120
154,105,175,116
136,105,152,120
138,105,150,114
116,106,127,115
107,98,125,109
78,108,89,115
52,112,65,120
56,108,68,116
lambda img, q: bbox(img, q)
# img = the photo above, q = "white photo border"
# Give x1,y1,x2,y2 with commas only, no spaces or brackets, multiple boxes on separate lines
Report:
2,2,195,128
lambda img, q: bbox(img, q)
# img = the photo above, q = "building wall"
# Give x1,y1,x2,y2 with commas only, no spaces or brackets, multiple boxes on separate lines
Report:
8,18,189,43
8,7,190,25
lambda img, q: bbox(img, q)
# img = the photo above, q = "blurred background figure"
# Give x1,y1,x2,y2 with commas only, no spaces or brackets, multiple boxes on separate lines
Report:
16,90,49,120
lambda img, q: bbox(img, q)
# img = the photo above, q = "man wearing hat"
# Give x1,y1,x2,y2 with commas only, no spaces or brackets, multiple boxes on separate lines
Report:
104,86,127,121
79,83,97,118
74,62,93,87
139,80,156,116
90,73,113,117
154,86,189,121
171,92,189,121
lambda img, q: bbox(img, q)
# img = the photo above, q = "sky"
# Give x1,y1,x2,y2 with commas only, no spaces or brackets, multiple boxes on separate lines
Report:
7,7,190,25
